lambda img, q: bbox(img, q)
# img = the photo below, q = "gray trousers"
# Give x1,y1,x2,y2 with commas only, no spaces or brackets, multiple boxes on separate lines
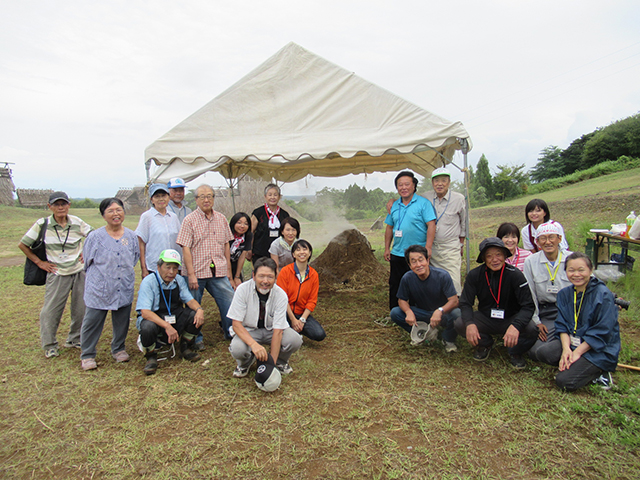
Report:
229,328,302,368
80,305,132,360
40,271,86,350
527,304,558,362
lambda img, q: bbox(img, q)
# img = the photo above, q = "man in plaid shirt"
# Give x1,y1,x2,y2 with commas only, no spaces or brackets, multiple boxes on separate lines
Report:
177,185,235,341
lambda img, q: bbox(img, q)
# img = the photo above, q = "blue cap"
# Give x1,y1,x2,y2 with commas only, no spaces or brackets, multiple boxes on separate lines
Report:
149,183,170,198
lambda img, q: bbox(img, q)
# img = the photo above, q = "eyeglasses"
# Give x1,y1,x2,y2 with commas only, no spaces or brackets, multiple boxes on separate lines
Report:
537,235,558,244
104,208,125,215
197,194,215,200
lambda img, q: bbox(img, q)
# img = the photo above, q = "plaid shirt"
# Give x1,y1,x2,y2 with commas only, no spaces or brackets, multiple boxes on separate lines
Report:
177,208,233,279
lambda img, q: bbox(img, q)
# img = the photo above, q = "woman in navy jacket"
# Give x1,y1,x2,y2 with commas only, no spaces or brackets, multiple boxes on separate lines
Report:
536,252,620,391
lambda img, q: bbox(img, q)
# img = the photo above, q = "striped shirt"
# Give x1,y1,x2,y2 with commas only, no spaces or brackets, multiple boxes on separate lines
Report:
21,215,92,276
176,208,234,279
505,247,532,272
135,208,182,271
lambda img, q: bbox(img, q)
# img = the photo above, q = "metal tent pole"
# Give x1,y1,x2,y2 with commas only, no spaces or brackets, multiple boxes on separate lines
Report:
461,139,471,274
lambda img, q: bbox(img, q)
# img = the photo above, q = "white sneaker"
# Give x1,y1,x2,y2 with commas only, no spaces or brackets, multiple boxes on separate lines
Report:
443,341,458,353
593,372,613,391
276,362,293,375
233,365,249,378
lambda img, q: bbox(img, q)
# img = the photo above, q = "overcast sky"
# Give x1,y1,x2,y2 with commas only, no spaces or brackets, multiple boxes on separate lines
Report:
2,0,639,199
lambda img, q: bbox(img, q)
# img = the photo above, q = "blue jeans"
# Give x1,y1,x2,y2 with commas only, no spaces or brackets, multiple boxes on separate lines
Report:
390,306,460,343
291,313,326,341
190,276,235,340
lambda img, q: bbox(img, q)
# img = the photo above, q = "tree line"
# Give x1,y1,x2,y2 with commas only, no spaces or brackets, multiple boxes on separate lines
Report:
467,111,640,207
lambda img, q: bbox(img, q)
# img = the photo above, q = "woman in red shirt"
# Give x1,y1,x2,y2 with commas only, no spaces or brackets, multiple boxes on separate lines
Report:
276,240,326,341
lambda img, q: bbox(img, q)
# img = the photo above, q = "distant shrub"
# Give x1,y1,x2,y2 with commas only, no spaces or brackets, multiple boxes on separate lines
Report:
528,156,640,195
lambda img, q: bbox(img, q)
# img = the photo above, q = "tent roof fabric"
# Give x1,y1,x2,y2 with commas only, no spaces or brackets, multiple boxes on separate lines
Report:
146,42,472,184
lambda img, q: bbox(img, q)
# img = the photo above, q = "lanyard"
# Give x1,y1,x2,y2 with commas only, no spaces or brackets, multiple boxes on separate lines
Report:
154,272,172,316
545,252,562,284
485,264,505,308
433,191,451,225
507,249,520,267
53,224,71,252
529,224,539,253
396,198,412,231
573,289,585,334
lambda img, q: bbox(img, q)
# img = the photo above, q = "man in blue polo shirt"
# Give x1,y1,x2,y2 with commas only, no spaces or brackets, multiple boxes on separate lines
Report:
384,171,436,310
390,245,461,352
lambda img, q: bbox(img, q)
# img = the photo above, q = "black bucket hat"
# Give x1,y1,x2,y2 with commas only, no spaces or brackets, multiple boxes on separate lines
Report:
477,237,512,263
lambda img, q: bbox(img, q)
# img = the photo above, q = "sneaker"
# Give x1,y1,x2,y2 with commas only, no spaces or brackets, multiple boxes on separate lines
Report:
63,341,81,349
45,347,59,359
510,354,526,370
276,362,293,375
472,346,491,362
112,350,130,363
81,358,97,371
443,341,458,353
193,341,205,352
593,372,614,391
233,365,250,378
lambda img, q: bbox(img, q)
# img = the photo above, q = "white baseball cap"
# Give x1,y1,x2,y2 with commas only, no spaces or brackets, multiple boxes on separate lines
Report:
535,222,562,238
431,167,451,179
410,322,438,345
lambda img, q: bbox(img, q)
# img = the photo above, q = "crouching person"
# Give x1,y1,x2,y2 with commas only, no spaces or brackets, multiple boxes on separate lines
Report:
455,237,538,369
390,245,460,352
135,249,204,375
228,257,302,378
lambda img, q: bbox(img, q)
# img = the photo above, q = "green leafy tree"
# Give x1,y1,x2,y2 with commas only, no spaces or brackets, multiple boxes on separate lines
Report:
530,146,563,183
475,154,493,199
582,113,640,167
559,132,595,175
493,164,528,201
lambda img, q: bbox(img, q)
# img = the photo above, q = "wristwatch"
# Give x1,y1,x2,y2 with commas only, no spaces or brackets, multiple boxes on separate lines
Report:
299,317,307,323
438,307,444,313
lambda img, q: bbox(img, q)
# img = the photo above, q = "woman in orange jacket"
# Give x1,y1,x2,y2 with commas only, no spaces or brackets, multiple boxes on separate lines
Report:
276,240,326,341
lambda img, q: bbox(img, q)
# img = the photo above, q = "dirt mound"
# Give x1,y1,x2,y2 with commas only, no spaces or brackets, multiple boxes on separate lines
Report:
310,229,387,289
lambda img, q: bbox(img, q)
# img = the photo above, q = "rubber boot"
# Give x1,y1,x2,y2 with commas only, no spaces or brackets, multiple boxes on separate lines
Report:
180,337,201,362
143,351,158,375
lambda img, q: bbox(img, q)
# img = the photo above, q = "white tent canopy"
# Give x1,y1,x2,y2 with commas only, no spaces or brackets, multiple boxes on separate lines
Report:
145,42,472,184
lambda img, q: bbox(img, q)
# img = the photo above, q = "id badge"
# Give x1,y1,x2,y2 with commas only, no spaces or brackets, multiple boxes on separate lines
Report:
547,286,559,294
58,252,70,261
394,230,403,238
569,335,582,348
164,315,176,324
269,230,279,237
491,309,505,319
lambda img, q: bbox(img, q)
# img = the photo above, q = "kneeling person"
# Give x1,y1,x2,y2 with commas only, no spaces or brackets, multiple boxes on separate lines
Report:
228,257,302,378
390,245,460,351
136,249,204,375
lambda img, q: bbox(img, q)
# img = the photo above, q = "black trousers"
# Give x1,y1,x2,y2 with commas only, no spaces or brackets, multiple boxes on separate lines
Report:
536,339,604,391
455,311,538,355
140,308,201,348
388,254,411,310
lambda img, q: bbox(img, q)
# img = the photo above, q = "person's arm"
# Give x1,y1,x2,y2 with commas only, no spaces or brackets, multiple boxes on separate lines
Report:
140,309,180,344
232,320,268,361
234,251,248,287
137,237,149,278
398,299,417,326
384,224,393,261
430,294,459,328
185,299,205,328
270,328,283,364
182,245,199,290
270,253,280,271
18,242,57,273
425,219,436,257
251,215,259,233
224,242,233,285
287,304,304,333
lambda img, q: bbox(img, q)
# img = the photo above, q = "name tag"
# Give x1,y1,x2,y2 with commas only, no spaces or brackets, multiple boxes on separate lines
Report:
394,230,403,238
269,230,279,237
547,286,559,294
164,315,176,324
58,253,70,261
570,335,581,348
491,309,505,319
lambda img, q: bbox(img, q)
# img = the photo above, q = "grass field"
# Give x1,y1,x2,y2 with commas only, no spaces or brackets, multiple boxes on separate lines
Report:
1,176,639,479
